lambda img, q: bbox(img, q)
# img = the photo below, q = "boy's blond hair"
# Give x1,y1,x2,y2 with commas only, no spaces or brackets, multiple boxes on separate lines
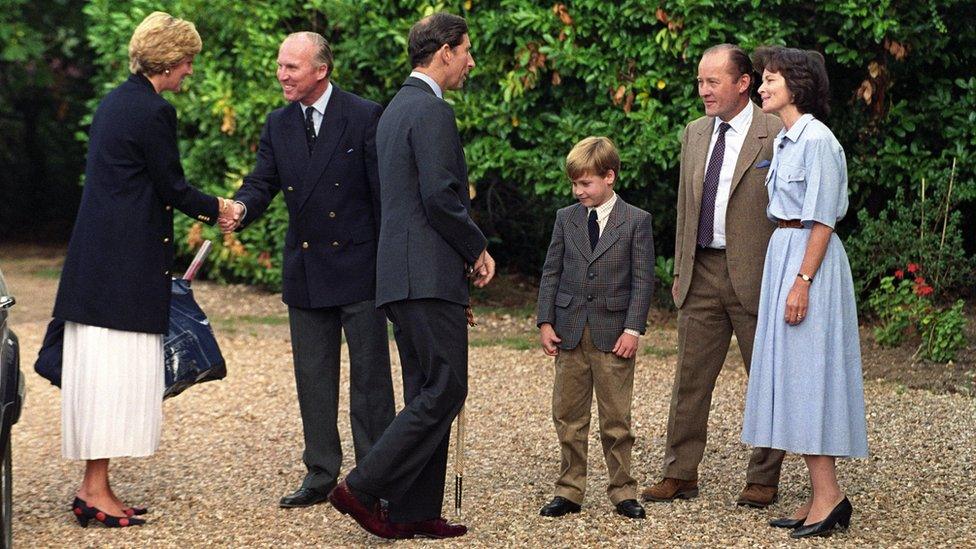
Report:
566,136,620,180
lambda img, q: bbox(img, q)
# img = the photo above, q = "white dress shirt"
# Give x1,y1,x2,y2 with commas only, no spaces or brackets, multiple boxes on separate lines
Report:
587,192,617,237
299,82,334,136
588,192,640,338
409,70,443,99
703,103,753,249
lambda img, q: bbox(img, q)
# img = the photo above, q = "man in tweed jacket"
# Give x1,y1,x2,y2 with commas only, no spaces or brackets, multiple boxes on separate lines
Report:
536,136,655,520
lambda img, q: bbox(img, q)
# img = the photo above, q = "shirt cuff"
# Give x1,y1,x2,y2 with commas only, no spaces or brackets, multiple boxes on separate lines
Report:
624,329,641,337
235,201,248,223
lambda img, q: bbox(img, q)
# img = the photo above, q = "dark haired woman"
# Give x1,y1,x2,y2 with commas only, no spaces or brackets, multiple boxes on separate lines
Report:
740,46,868,539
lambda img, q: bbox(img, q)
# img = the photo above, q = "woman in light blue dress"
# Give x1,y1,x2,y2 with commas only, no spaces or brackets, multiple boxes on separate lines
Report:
740,47,868,539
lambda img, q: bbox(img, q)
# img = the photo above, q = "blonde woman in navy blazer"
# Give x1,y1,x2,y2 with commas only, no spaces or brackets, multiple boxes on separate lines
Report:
52,12,228,528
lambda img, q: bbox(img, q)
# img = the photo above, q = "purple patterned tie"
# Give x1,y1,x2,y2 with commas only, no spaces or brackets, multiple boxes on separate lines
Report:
697,122,732,247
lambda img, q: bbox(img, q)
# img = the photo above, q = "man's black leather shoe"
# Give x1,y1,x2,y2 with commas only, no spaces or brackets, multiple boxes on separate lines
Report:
279,481,336,508
539,496,581,517
615,499,646,519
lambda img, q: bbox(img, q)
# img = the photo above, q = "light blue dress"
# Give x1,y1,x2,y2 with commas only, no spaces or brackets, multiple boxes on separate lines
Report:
741,114,868,458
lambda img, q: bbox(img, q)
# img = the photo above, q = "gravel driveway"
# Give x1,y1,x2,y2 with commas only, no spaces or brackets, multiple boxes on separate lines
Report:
3,249,974,547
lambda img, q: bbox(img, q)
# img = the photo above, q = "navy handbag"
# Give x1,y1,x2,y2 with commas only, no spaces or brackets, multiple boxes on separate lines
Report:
34,243,225,398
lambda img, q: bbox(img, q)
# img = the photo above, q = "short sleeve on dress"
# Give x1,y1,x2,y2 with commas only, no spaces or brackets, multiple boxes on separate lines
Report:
800,136,849,229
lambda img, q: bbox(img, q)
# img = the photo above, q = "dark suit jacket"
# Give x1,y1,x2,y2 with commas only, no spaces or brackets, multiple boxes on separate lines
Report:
235,85,383,309
536,197,655,352
374,77,486,308
673,103,782,314
53,73,219,334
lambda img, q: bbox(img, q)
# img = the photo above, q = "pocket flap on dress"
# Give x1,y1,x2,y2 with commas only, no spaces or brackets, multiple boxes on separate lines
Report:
606,294,630,311
555,292,573,308
777,164,806,183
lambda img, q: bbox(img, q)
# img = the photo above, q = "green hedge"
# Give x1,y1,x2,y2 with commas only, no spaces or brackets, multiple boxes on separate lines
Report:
82,0,976,299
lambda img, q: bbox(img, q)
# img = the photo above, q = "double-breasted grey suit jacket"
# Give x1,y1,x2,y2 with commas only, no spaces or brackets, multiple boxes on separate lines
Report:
536,197,655,352
375,77,486,308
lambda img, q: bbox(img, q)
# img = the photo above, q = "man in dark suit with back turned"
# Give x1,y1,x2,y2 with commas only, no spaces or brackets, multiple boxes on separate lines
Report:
221,32,394,509
328,13,495,540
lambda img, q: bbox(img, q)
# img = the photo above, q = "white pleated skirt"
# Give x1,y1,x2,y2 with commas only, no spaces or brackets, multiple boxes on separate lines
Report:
61,321,164,460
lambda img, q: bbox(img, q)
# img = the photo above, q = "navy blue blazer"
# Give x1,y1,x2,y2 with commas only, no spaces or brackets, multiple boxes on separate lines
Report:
374,77,487,308
235,86,383,309
53,73,219,334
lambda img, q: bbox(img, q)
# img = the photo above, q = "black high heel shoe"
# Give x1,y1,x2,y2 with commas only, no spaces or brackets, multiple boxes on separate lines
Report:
769,516,806,529
71,497,146,528
790,497,852,539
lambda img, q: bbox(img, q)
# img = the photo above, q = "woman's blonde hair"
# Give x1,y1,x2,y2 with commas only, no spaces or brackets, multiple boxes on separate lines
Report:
128,11,202,76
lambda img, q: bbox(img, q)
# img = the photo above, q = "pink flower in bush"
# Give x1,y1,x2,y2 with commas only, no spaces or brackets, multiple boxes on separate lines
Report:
907,263,919,274
894,269,904,279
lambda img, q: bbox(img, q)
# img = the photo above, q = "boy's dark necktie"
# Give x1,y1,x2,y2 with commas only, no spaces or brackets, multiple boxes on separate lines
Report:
697,122,731,247
588,209,599,250
304,106,317,156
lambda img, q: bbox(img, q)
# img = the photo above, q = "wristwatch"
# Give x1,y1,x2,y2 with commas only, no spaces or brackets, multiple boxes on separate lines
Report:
797,273,814,283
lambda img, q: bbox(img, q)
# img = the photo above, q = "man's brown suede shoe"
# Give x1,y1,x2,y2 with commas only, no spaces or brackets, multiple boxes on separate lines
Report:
641,478,699,502
736,483,778,508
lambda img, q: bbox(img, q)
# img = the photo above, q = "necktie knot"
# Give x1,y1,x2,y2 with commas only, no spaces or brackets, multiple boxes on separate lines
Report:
718,121,731,135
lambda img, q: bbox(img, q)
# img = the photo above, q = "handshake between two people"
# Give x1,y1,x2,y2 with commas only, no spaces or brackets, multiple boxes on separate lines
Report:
214,196,497,287
216,198,244,233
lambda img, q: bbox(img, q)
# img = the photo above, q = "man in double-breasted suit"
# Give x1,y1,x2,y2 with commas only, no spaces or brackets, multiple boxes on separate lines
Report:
223,32,394,509
329,13,494,540
642,44,786,507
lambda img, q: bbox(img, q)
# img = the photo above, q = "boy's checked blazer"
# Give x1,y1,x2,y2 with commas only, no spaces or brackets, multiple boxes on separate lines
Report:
536,197,655,352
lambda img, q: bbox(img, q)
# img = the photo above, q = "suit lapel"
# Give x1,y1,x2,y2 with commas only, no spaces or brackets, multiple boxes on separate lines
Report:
298,86,347,213
589,198,626,263
568,204,592,261
728,103,767,197
278,103,308,185
690,118,713,209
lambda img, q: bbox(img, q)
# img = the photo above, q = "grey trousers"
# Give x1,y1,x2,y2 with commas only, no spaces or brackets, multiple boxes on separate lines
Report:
663,247,785,486
288,300,395,491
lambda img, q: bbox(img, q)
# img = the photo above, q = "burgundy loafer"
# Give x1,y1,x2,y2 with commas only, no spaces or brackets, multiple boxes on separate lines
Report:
393,517,468,539
327,481,397,539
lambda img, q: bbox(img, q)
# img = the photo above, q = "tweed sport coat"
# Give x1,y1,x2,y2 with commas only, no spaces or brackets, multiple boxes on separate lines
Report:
235,86,384,309
374,77,486,308
672,103,783,314
536,197,655,352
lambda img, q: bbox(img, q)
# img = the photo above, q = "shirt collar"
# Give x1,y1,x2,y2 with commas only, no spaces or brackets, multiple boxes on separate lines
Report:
588,192,617,221
301,82,334,117
781,113,816,143
409,70,443,99
713,101,753,136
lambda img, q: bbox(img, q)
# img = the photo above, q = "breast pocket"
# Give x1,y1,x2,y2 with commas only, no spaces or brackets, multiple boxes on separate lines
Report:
776,164,806,185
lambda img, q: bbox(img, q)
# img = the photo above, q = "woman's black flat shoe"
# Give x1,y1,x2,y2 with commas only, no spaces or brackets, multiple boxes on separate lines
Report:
72,497,146,528
790,497,852,539
769,516,805,529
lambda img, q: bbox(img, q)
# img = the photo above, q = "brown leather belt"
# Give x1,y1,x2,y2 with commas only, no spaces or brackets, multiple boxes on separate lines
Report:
777,219,804,229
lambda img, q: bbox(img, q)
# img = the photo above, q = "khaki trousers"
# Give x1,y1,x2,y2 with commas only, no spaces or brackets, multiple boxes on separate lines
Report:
552,326,637,505
663,247,785,485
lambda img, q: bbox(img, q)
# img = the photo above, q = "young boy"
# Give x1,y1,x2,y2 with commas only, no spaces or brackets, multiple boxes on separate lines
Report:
535,136,655,520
